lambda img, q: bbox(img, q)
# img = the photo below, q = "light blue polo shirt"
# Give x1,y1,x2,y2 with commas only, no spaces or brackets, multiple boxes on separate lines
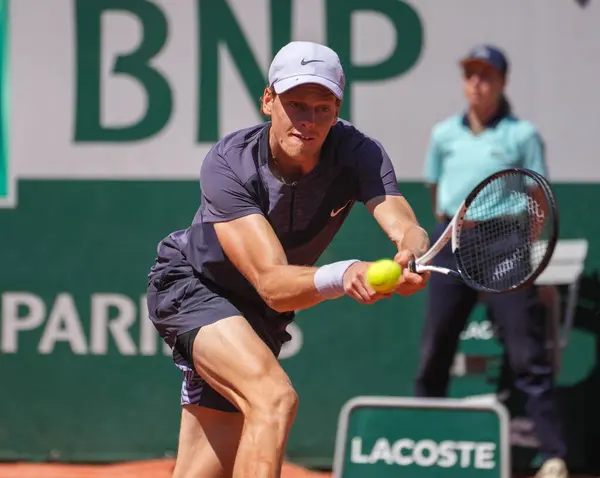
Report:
423,112,547,219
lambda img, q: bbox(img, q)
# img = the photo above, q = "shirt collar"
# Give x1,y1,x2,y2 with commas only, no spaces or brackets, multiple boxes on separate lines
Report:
461,100,510,130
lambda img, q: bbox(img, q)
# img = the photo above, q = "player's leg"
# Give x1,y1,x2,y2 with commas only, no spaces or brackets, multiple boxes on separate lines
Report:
173,404,244,478
147,260,295,478
486,287,568,469
182,315,298,478
416,222,480,397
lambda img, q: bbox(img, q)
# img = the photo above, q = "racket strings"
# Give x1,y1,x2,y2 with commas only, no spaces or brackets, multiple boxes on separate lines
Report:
456,171,552,292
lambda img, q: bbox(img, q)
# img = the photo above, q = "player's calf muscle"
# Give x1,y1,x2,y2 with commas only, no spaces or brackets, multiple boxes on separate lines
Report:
233,388,297,478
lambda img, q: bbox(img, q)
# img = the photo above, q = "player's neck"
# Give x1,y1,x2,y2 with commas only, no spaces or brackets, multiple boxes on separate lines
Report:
268,132,319,184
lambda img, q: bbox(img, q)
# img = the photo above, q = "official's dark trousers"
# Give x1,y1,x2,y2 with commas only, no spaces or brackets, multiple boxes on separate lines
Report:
415,221,567,460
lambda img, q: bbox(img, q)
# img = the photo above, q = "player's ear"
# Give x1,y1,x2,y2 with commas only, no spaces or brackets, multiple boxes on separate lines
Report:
261,86,275,116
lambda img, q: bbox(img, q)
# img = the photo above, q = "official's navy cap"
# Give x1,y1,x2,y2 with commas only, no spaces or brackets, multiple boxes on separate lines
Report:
460,44,509,75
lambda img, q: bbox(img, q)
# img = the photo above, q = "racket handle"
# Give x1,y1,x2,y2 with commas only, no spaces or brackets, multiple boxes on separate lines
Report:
408,260,418,274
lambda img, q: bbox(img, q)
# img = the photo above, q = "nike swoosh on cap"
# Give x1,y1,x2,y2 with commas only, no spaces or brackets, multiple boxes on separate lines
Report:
301,58,324,65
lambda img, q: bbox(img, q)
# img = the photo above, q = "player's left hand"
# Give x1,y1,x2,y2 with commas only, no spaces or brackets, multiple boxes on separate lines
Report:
392,249,430,296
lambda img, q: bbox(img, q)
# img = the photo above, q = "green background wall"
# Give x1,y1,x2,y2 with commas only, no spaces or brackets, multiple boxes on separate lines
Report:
0,180,598,472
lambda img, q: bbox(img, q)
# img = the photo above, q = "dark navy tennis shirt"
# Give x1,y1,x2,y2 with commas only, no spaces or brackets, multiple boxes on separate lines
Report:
152,119,401,305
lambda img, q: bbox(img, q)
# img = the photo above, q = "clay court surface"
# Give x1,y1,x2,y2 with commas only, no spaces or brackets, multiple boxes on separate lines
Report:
0,459,596,478
0,459,331,478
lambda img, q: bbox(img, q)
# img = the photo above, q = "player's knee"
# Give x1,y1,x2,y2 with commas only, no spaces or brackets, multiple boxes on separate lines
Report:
274,383,299,416
248,380,298,424
263,381,298,418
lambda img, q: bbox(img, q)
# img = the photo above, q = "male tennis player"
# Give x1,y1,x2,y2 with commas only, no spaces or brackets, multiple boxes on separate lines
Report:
147,41,430,478
419,44,568,478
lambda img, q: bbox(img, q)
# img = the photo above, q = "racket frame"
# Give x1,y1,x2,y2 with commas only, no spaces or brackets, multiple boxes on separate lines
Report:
408,202,467,280
408,168,560,293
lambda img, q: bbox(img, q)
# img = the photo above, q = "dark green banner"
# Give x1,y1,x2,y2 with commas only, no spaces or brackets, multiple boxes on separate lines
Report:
0,181,598,473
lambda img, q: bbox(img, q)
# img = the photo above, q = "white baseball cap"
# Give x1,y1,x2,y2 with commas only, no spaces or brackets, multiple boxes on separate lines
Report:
268,41,346,100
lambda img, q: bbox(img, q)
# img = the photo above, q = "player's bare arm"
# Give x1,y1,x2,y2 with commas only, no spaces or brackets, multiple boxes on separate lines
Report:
367,194,431,295
214,214,389,311
367,194,430,256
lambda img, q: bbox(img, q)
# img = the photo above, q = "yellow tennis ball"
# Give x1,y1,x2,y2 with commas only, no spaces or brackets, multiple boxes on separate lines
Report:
366,259,402,293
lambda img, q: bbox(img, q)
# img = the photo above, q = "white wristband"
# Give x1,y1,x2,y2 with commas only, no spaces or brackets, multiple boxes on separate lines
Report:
314,260,360,299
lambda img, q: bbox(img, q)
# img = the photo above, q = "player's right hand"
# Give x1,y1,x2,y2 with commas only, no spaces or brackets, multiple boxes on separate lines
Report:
393,249,430,296
342,261,392,304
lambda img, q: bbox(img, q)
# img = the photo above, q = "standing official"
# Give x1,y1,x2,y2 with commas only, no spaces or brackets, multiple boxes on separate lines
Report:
417,44,568,478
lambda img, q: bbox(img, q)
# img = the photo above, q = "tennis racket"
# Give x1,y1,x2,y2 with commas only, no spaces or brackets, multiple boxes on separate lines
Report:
409,168,559,293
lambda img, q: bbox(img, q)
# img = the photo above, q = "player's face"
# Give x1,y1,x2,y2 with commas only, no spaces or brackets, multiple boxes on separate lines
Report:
262,84,340,162
462,61,505,110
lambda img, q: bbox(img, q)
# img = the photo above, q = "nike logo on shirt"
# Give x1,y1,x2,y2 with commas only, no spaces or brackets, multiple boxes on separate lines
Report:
330,201,351,217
